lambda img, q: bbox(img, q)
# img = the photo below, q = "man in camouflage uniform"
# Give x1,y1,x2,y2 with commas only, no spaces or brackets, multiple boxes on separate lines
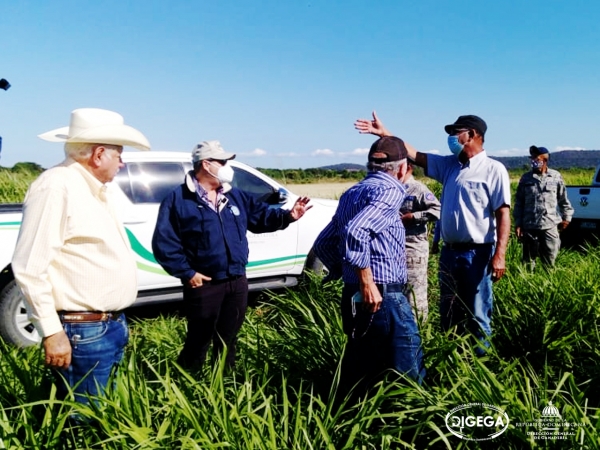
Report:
514,145,574,268
400,161,441,322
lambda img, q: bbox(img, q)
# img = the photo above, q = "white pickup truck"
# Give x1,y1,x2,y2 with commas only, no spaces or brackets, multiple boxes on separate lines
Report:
0,152,338,347
562,165,600,246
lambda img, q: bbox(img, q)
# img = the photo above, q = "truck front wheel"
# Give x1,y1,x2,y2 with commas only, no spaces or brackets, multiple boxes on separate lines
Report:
0,280,41,347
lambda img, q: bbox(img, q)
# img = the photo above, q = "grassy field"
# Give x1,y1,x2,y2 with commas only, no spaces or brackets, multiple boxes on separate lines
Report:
284,181,357,199
0,167,599,448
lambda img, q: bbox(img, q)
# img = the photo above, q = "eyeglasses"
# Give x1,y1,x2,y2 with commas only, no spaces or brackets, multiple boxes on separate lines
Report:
208,159,227,166
104,146,123,163
450,129,469,136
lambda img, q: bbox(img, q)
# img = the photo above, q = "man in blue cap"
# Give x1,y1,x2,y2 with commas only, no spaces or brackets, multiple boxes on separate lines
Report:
514,145,574,268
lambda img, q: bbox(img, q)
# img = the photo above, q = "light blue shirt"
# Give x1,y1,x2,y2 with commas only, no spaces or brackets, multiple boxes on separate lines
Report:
313,171,408,285
426,151,511,244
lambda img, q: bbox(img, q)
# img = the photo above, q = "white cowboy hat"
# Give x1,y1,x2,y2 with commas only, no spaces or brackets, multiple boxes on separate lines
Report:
38,108,151,151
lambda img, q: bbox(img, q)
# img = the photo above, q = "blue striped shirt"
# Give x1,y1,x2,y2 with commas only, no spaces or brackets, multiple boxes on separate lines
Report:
314,171,408,285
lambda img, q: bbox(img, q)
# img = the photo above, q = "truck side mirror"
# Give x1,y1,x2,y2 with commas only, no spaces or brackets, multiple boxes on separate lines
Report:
278,187,289,204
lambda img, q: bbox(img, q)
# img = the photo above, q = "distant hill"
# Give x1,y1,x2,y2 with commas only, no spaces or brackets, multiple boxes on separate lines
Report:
490,150,600,170
318,163,366,171
319,150,600,172
5,150,600,174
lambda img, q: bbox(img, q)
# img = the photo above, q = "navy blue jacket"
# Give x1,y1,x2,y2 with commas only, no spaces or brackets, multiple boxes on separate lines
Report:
152,173,292,282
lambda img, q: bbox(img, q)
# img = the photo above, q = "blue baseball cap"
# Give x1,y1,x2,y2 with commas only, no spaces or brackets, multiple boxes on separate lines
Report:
529,145,549,157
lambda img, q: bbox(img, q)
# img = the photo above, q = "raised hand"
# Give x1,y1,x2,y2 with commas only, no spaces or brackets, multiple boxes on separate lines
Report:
354,111,392,137
289,196,312,221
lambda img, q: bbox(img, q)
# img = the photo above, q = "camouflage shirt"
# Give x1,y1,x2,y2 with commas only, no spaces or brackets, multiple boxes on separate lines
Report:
400,176,441,243
514,168,574,230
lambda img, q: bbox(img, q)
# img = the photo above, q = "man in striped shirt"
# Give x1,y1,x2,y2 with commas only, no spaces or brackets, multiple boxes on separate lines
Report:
314,136,425,399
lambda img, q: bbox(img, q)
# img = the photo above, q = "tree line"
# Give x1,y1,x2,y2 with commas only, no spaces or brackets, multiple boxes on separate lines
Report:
256,167,366,184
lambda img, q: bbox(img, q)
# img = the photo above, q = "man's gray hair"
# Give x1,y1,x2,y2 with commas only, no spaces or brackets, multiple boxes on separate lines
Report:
64,142,122,161
367,158,407,176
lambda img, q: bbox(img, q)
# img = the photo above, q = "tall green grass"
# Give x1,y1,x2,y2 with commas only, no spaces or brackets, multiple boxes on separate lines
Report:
0,172,37,203
0,163,44,203
1,244,600,448
1,166,599,448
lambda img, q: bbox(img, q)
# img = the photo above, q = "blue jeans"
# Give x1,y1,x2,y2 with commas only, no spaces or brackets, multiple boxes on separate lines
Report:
439,245,494,354
339,283,425,398
55,313,129,404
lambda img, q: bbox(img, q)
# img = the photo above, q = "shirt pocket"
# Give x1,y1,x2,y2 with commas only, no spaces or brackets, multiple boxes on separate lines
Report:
463,181,488,208
544,182,558,194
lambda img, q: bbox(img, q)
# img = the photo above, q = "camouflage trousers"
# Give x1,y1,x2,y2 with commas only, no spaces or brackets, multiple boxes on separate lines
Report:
521,227,561,269
406,241,430,322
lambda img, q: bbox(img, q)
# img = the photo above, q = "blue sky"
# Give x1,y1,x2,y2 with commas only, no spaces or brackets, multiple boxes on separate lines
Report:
1,0,600,169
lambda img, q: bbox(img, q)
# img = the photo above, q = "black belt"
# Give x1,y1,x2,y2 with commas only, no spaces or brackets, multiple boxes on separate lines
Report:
59,311,123,323
346,282,407,296
211,274,244,284
375,283,407,295
444,242,493,251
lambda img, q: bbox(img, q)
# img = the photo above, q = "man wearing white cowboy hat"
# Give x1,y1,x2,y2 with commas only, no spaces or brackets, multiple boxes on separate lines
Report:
12,108,150,404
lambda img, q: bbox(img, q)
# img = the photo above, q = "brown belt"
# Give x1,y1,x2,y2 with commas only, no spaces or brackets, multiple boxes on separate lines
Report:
59,311,121,323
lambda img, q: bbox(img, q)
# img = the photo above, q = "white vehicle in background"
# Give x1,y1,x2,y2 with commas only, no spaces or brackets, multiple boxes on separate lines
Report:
0,152,338,347
562,164,600,247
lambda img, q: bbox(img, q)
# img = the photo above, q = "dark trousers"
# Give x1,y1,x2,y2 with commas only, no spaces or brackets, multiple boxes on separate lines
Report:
178,275,248,372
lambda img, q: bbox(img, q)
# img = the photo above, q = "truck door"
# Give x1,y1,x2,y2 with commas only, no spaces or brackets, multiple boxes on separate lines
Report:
112,162,188,289
230,167,301,278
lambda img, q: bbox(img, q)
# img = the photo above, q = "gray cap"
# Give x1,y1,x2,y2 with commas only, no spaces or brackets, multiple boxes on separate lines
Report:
191,140,236,163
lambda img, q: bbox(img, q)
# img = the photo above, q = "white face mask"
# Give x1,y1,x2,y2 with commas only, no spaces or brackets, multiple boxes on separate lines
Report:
208,161,235,184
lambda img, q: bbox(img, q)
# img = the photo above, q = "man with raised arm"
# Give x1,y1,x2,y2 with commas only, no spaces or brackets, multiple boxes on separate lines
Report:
355,112,511,355
152,140,311,373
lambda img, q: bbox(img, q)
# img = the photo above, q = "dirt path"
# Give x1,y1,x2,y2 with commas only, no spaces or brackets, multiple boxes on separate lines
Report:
282,182,356,199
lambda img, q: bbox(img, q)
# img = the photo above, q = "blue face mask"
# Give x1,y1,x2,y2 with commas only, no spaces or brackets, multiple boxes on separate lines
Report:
531,159,544,171
447,135,464,156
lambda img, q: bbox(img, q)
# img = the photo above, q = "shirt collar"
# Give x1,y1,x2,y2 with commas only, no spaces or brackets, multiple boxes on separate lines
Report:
367,170,405,190
459,150,487,169
185,170,232,194
67,158,106,197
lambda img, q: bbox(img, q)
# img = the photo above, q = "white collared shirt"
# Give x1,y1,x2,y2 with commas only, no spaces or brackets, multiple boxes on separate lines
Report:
12,159,138,337
426,151,511,244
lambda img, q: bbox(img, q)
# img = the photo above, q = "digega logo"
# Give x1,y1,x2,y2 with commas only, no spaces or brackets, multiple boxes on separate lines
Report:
445,403,509,441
